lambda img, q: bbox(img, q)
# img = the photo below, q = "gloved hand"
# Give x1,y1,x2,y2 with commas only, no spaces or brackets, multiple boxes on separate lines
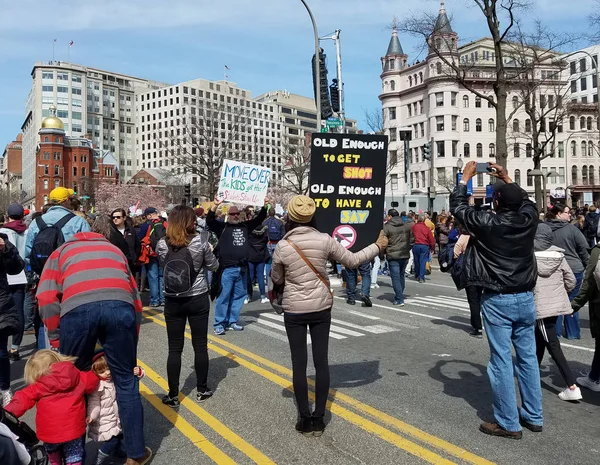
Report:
375,230,388,252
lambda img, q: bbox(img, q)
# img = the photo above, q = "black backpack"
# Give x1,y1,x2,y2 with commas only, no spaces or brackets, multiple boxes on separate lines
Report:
30,213,75,275
163,243,198,297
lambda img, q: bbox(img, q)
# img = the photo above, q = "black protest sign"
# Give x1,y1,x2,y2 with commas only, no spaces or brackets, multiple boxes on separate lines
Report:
309,134,388,252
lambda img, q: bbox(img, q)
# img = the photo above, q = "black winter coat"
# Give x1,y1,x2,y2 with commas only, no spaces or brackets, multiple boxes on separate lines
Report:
583,211,600,240
383,217,414,260
450,183,538,294
0,234,25,334
248,225,269,263
109,224,141,272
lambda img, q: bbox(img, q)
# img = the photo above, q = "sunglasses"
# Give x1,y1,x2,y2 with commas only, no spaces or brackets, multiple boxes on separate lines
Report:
229,213,240,217
112,216,123,219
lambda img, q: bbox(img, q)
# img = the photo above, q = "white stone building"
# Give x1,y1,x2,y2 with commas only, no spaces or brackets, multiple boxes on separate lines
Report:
380,2,600,210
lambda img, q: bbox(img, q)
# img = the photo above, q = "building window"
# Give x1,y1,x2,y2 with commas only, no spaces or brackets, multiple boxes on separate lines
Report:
436,141,445,157
463,95,469,108
436,92,444,107
525,119,531,132
436,116,444,131
437,62,443,75
488,119,495,132
559,167,565,183
82,167,87,176
409,76,413,86
464,143,470,157
581,116,586,130
514,143,520,157
73,167,77,176
558,141,564,158
408,105,412,117
451,92,457,106
452,116,458,131
54,180,60,188
452,141,458,157
390,80,396,91
571,140,577,156
419,72,423,83
527,169,533,186
43,152,50,160
475,118,482,132
390,174,398,190
580,58,587,72
489,143,495,156
590,165,595,185
512,96,519,109
43,180,48,190
570,116,575,130
590,141,595,157
526,143,532,157
389,107,396,120
477,173,484,187
514,169,521,185
583,165,589,184
570,62,577,74
476,143,483,158
572,165,579,184
571,80,578,93
475,96,481,108
463,119,470,132
582,77,588,91
513,119,520,132
588,117,593,130
42,86,53,92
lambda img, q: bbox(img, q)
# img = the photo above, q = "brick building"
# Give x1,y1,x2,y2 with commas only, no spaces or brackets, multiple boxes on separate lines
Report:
1,134,23,203
35,106,118,211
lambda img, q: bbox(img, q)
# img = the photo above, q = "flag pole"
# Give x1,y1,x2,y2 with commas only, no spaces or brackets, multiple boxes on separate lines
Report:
52,40,55,61
68,43,70,62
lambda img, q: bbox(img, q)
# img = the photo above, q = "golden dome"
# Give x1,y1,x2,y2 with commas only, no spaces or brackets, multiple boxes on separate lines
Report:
41,105,64,130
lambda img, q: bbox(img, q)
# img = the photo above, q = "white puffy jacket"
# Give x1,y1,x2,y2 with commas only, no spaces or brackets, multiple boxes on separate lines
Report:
534,246,576,319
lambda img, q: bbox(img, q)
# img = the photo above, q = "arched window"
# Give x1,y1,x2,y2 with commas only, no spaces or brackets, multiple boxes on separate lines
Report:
463,118,470,132
489,143,496,156
463,95,469,108
588,117,593,130
476,143,483,157
514,143,520,157
515,169,521,185
583,165,589,184
581,116,586,130
527,169,533,187
488,119,495,132
525,119,531,132
590,166,595,185
476,118,482,132
512,96,519,109
513,119,520,132
419,72,423,83
590,140,594,157
571,140,577,156
409,76,413,86
570,116,576,130
436,38,442,50
436,62,443,75
475,96,481,108
390,80,396,91
44,137,49,142
464,143,471,157
572,165,578,185
54,137,59,143
526,143,532,157
582,141,587,156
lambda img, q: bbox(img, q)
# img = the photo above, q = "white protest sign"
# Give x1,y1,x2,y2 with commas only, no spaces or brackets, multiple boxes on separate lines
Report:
217,159,271,205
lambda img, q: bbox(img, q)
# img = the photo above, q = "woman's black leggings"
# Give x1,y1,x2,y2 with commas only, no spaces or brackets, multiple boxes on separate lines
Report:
284,310,331,418
164,293,210,397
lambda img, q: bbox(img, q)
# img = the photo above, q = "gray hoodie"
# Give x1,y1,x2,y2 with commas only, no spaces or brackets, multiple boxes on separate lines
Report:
533,246,576,319
546,219,589,274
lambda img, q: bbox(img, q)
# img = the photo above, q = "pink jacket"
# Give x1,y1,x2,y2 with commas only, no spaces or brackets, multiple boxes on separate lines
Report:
271,226,379,314
87,380,121,442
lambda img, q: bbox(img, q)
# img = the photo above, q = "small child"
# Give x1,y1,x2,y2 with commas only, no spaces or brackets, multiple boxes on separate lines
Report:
3,349,99,465
87,353,145,465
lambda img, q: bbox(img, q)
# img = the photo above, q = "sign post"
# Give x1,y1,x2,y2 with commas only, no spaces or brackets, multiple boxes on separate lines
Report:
309,134,387,252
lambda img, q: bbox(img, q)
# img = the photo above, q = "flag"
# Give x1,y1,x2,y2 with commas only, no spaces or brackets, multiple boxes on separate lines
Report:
224,65,230,70
69,41,74,46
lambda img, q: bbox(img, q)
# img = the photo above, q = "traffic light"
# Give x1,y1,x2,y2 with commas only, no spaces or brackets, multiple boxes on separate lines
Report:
312,49,333,120
423,143,431,160
184,183,191,198
192,197,199,207
330,79,340,113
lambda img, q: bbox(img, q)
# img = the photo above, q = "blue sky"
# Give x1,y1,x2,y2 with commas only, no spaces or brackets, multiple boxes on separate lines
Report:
0,0,598,148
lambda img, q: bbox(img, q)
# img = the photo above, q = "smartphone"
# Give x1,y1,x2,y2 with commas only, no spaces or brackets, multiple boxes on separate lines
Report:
476,162,489,173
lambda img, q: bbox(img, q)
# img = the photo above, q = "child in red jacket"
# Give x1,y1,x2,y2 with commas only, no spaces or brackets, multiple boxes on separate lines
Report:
4,349,98,465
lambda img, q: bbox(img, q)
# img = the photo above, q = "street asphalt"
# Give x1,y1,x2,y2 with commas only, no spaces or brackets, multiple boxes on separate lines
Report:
12,270,600,464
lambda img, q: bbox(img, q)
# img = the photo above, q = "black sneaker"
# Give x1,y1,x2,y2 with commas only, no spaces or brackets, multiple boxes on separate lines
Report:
312,416,326,437
162,394,180,408
295,416,314,436
8,351,20,362
346,299,356,306
197,390,213,403
361,295,373,308
469,329,483,339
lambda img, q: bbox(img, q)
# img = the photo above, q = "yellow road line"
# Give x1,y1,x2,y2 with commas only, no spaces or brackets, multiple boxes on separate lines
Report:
138,381,236,464
145,309,495,465
144,311,456,465
138,360,276,465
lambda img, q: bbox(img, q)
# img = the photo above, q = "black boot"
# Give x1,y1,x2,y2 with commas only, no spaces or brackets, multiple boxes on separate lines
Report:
312,416,326,437
295,416,314,436
361,295,373,308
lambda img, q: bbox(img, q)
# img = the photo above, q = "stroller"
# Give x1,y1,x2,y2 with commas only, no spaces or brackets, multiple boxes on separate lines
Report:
1,406,48,465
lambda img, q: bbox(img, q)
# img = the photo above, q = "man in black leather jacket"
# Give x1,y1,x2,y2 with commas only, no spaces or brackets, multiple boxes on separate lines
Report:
450,161,542,440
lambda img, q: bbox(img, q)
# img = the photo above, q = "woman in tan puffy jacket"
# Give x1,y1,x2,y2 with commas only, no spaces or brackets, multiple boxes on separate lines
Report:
271,195,387,437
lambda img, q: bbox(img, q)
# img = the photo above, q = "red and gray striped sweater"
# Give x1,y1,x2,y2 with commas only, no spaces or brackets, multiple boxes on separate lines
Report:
37,232,143,348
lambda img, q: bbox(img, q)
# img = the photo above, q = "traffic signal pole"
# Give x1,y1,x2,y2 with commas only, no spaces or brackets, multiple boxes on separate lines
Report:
300,0,321,129
333,30,345,133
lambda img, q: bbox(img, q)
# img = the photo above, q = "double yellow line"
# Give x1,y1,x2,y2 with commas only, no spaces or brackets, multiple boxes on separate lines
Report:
142,309,495,465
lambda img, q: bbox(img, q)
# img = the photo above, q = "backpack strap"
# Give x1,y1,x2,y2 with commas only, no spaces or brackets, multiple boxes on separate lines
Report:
35,216,48,231
53,213,76,231
286,238,332,295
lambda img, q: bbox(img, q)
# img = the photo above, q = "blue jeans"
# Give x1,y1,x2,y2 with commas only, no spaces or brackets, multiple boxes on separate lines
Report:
10,285,25,349
557,271,583,339
100,434,123,455
265,243,278,279
147,258,164,306
23,288,34,331
481,291,543,432
59,301,146,460
388,258,408,304
412,244,430,280
346,263,371,301
248,262,266,298
214,267,247,330
0,330,9,390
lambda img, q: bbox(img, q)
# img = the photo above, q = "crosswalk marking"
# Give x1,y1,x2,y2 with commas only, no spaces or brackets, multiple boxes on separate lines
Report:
331,318,396,334
347,310,381,320
406,297,471,314
246,323,290,343
259,313,350,339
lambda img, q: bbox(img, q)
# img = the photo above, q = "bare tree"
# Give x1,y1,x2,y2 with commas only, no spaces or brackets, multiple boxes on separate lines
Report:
363,108,384,135
278,138,311,195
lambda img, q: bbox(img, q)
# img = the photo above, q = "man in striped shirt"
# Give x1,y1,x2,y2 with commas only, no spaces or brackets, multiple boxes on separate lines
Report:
37,226,151,465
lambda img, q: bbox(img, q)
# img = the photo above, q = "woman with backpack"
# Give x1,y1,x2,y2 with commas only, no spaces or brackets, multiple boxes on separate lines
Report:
156,206,219,408
270,195,388,436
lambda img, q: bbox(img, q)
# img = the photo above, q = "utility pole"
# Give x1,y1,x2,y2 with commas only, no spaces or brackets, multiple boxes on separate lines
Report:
333,30,345,133
299,0,321,129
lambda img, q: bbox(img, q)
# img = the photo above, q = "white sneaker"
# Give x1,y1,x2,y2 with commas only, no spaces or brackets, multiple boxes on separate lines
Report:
1,389,12,407
576,376,600,392
244,298,249,304
261,297,269,304
558,386,583,401
371,284,380,289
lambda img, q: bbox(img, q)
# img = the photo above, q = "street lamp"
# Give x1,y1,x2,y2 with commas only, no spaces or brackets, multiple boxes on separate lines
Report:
299,0,322,129
529,169,560,213
456,158,464,172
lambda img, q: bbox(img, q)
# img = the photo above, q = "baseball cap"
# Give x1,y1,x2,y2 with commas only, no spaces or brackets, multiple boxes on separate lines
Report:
493,183,525,211
144,207,157,216
49,187,75,203
7,203,24,219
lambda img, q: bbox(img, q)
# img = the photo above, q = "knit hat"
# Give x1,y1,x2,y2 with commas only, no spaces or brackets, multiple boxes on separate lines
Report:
49,187,74,203
534,222,554,252
287,195,316,224
492,183,524,211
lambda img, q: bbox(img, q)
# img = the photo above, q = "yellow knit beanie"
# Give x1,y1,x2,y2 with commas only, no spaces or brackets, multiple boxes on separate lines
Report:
287,195,316,224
